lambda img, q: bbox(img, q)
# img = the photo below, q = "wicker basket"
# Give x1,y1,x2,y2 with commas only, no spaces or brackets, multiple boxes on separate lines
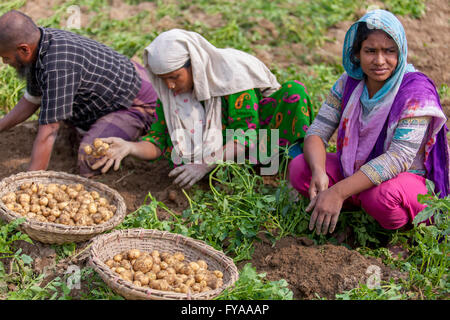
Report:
89,228,239,300
0,170,127,244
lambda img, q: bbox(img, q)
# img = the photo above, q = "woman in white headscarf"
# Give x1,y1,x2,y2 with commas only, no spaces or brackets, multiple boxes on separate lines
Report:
92,29,314,188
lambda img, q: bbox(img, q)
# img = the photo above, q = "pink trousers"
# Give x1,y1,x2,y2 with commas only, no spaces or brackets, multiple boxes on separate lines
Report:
288,153,428,230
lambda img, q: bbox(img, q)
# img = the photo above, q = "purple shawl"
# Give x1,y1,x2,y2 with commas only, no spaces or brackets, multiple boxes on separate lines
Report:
338,72,449,198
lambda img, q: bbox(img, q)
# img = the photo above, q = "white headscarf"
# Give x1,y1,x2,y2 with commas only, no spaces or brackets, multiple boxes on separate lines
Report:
143,29,281,164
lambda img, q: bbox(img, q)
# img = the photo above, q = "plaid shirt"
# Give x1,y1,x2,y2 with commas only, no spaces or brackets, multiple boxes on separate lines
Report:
27,28,141,130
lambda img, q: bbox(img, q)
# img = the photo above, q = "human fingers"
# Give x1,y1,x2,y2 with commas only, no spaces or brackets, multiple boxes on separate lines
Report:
101,137,122,145
168,166,184,178
173,168,191,186
321,214,332,235
329,214,339,234
315,212,325,235
309,206,319,231
305,196,317,212
101,158,115,174
90,156,108,170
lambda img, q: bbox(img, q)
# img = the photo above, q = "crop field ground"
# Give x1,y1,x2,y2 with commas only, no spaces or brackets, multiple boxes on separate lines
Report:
0,0,448,301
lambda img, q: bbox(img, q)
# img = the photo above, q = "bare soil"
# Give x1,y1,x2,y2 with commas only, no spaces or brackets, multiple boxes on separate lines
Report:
1,0,447,300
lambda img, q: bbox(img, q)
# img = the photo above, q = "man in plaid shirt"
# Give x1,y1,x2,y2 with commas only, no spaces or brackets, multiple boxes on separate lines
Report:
0,10,158,176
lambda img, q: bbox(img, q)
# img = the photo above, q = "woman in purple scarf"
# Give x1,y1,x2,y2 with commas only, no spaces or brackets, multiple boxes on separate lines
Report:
288,10,449,234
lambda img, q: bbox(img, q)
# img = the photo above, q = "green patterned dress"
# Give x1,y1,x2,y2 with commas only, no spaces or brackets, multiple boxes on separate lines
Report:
141,80,314,166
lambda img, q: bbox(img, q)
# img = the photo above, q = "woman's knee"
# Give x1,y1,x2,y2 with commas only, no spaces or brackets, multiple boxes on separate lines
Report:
359,174,427,229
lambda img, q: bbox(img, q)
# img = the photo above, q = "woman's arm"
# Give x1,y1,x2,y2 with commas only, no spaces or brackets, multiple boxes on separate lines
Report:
309,116,431,235
91,138,162,173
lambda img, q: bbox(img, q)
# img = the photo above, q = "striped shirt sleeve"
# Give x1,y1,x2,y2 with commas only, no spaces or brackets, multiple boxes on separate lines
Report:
360,116,431,184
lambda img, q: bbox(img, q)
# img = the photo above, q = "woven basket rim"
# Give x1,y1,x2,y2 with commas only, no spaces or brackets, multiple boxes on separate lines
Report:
0,170,127,235
89,228,240,300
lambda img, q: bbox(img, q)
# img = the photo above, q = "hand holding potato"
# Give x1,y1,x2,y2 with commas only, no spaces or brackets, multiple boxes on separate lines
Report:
90,137,133,174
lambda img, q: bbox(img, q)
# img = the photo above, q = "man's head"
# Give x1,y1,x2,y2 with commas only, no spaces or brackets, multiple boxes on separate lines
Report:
0,10,41,79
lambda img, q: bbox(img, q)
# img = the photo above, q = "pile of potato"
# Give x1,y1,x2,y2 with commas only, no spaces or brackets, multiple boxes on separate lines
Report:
1,182,116,226
84,138,111,158
105,249,224,294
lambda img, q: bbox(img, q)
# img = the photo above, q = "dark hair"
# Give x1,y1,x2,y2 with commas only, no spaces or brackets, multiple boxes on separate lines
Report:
349,22,395,71
349,22,376,69
182,59,191,69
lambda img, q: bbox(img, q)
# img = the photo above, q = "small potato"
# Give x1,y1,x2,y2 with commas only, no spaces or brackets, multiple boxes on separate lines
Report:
146,272,157,281
152,256,161,265
115,267,125,274
160,261,168,270
90,191,100,200
58,201,69,211
213,270,223,278
151,264,161,274
121,270,133,282
189,262,200,273
201,286,211,293
48,199,58,209
18,193,31,204
156,270,168,279
88,203,97,214
26,212,36,219
47,215,56,222
50,208,61,218
206,278,219,290
93,138,103,149
133,280,142,287
191,283,201,292
39,196,49,206
166,267,176,275
194,273,206,283
46,184,58,195
174,262,185,273
74,184,84,192
199,280,207,288
127,249,141,260
165,274,177,285
178,284,189,294
181,266,194,276
135,274,150,286
20,183,32,190
105,259,115,268
41,208,51,217
98,197,108,207
36,215,47,223
185,277,195,287
92,213,103,224
197,260,208,270
84,145,93,155
113,254,123,262
178,274,188,282
160,252,170,261
151,250,160,258
133,256,154,273
120,260,132,270
149,280,161,290
30,204,40,213
159,279,169,291
173,252,185,262
2,192,16,203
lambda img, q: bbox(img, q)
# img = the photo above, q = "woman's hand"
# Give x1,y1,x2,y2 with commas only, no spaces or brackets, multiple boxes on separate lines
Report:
305,171,329,212
90,137,133,173
168,163,217,189
306,186,345,235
